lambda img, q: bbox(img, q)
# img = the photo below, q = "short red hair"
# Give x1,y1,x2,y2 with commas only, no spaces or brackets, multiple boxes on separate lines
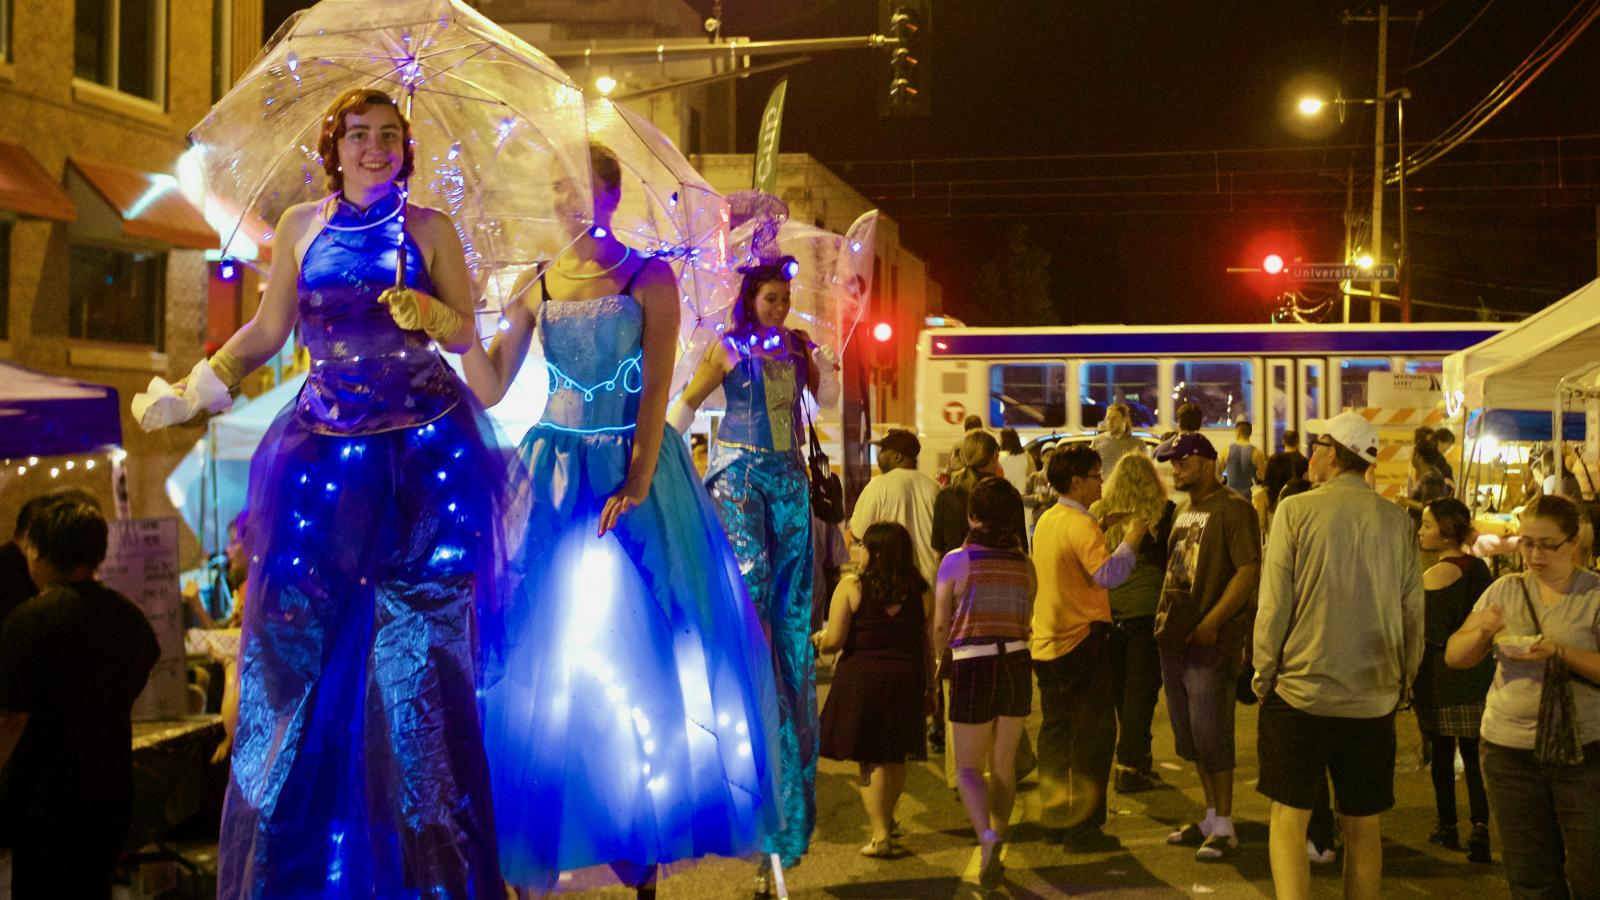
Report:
317,88,415,194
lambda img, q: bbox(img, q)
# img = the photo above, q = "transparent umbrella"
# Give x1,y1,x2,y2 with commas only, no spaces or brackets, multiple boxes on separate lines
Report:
581,100,737,399
189,0,591,327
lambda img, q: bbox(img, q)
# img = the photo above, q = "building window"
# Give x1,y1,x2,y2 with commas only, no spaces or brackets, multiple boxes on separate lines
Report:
1172,359,1252,427
75,0,167,103
1079,361,1159,429
990,363,1067,428
0,222,10,341
1336,358,1392,410
69,243,165,346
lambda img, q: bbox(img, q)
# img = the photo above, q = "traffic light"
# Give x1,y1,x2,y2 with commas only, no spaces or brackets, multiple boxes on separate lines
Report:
879,0,932,117
869,320,896,371
1261,253,1285,275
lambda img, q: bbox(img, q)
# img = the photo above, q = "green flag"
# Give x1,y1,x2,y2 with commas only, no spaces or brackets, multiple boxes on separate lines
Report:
752,78,788,194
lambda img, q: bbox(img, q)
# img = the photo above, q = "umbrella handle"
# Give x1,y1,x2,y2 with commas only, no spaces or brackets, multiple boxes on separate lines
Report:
396,87,416,290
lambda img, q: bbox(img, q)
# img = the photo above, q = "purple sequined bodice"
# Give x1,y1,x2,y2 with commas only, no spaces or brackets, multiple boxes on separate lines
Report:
295,193,459,435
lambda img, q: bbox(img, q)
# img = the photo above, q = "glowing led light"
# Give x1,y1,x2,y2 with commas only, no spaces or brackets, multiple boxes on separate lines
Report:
1356,254,1375,269
27,457,38,465
49,467,59,478
851,241,863,252
447,502,458,513
591,225,609,239
85,459,95,470
325,481,337,492
1297,96,1326,116
498,317,511,331
782,259,800,279
595,75,618,96
15,467,24,475
64,460,75,470
436,470,447,482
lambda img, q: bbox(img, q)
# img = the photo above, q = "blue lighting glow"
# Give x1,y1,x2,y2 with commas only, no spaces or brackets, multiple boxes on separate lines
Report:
545,352,643,402
590,225,609,239
436,470,448,482
781,259,800,280
218,259,239,282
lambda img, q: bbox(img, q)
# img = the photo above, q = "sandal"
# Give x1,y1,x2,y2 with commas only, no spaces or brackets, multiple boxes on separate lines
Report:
1167,821,1207,846
978,829,1005,890
859,837,902,858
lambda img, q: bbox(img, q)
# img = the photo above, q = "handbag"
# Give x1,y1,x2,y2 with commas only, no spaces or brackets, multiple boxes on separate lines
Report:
1518,576,1585,765
805,414,846,524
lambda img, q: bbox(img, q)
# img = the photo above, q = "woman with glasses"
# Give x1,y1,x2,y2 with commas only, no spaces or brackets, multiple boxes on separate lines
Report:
1446,494,1600,897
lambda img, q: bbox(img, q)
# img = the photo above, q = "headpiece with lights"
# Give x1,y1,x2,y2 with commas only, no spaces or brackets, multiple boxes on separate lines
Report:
726,190,802,340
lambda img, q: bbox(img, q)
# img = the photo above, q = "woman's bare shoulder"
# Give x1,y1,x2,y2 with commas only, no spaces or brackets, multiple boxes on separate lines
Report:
1424,560,1465,592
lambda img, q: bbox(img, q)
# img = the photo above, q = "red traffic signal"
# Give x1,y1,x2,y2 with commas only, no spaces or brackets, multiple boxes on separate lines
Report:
1262,253,1285,275
872,321,894,343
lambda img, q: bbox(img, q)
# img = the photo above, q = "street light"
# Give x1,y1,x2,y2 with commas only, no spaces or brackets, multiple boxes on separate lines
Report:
1298,88,1412,323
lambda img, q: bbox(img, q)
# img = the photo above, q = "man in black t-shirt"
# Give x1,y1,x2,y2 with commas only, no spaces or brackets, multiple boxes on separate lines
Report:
1263,430,1309,517
0,500,159,898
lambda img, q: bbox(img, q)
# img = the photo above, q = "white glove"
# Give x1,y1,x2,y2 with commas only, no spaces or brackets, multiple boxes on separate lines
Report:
813,344,841,408
132,358,233,431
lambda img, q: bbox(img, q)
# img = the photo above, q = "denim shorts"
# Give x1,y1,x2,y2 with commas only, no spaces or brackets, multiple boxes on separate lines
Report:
1160,642,1241,771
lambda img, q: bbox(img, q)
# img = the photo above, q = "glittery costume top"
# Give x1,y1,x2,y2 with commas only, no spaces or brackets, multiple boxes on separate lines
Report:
708,334,808,477
295,192,458,434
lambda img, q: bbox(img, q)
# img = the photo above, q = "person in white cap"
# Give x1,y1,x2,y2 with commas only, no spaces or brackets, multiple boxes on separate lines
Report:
1253,411,1423,900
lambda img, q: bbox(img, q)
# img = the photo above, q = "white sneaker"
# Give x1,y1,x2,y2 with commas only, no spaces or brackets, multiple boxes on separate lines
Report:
1307,840,1337,864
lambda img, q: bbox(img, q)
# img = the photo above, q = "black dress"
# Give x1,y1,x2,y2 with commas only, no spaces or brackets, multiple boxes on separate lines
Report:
820,577,929,764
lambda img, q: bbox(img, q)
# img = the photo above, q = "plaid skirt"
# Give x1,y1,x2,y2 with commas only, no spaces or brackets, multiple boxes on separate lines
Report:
1416,702,1484,739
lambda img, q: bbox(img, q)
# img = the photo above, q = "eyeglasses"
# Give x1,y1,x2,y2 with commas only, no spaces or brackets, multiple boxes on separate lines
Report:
1521,537,1572,554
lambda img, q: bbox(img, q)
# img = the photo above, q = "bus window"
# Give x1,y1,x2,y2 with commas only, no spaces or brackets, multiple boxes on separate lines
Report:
1404,359,1443,376
1302,361,1323,425
1337,359,1392,410
1172,360,1252,428
989,363,1067,428
1078,361,1159,429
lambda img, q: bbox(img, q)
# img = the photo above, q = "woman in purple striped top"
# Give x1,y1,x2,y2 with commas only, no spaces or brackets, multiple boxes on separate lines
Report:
931,477,1037,890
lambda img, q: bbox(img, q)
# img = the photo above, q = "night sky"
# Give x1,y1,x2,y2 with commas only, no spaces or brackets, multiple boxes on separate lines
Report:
266,0,1600,326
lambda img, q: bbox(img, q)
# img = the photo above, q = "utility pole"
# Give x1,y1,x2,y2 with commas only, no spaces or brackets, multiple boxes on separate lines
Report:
1368,4,1387,323
1344,4,1422,323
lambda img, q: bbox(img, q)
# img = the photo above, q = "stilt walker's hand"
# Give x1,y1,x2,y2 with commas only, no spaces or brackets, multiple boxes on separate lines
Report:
379,287,464,342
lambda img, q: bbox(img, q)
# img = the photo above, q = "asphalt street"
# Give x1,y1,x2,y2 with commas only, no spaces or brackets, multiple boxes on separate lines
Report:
547,658,1514,899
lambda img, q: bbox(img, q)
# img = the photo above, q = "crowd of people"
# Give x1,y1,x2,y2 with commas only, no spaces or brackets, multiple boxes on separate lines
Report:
1,81,1597,900
826,404,1599,899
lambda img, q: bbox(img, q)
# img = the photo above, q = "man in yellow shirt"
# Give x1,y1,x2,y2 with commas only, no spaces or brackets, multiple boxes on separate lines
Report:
1030,444,1148,850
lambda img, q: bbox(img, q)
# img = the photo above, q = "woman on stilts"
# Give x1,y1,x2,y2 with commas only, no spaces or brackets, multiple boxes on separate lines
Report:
162,87,508,898
466,143,782,898
671,239,840,896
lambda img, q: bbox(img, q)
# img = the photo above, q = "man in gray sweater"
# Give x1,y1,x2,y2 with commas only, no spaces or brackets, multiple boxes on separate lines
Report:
1252,412,1423,900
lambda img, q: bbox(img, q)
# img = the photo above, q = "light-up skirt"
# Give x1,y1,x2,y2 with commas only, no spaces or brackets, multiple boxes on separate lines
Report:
482,420,782,886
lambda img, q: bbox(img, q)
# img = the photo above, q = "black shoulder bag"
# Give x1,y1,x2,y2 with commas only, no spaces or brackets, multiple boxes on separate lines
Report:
1518,576,1585,765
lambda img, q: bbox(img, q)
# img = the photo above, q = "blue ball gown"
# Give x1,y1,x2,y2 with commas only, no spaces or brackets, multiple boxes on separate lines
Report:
482,274,782,888
218,192,506,899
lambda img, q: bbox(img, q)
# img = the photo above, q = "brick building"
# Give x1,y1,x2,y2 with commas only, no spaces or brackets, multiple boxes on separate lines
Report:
0,0,263,559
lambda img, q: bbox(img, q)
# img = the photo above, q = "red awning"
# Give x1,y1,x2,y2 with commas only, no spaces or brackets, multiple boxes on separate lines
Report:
210,196,275,264
69,157,219,250
0,141,76,221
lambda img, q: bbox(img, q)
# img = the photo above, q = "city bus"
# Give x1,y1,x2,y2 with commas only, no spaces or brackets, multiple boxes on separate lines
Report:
914,322,1507,475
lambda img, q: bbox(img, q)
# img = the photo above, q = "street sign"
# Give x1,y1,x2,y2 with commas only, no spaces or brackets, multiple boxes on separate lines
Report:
1287,263,1396,281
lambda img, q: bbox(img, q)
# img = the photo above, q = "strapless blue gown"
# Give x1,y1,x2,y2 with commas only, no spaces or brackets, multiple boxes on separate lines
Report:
482,289,782,887
218,193,506,899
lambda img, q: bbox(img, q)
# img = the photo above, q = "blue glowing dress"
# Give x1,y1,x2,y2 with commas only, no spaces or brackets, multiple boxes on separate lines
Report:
706,335,817,868
482,271,782,887
218,193,506,899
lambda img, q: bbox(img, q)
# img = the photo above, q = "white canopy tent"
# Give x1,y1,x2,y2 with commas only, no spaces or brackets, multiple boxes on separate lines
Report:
1443,278,1600,413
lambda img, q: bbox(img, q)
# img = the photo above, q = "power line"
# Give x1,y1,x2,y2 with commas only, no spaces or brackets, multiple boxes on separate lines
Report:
1400,0,1600,178
1402,0,1498,72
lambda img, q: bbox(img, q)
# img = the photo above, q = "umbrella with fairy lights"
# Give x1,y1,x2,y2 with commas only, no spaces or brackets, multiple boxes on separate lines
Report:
189,0,590,324
671,191,878,404
582,99,738,397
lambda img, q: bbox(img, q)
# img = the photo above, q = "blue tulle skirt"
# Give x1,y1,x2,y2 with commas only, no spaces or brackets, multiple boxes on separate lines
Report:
218,396,509,900
482,424,781,887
